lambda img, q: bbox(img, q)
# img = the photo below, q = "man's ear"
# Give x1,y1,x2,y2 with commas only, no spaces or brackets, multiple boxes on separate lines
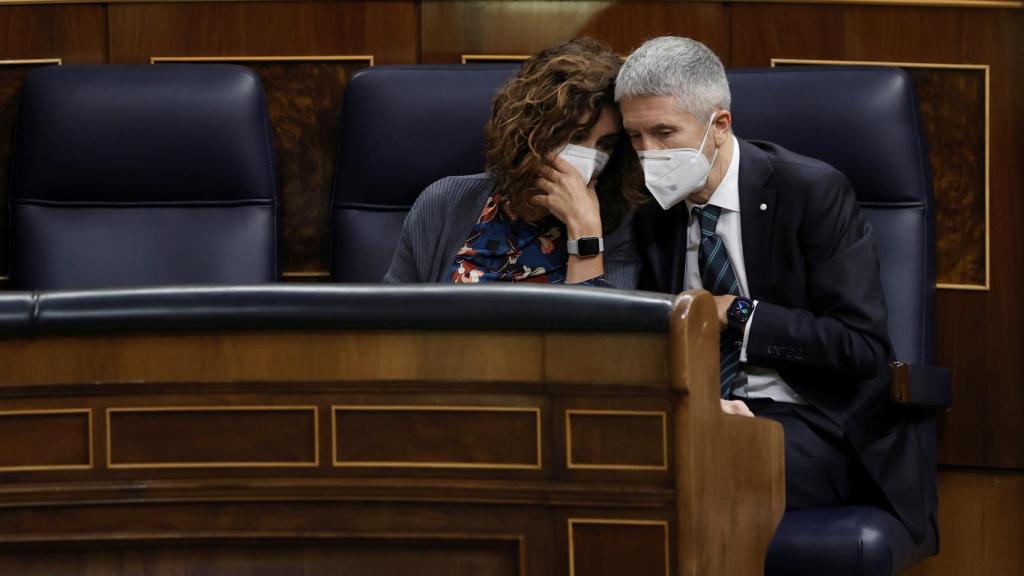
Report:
712,110,732,145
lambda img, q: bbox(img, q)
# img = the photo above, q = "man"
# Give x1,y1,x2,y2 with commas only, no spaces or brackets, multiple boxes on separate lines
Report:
616,36,935,544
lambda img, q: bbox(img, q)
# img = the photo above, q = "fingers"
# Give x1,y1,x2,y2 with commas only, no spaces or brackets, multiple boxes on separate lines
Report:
538,160,572,185
719,399,755,418
529,193,550,209
548,154,574,176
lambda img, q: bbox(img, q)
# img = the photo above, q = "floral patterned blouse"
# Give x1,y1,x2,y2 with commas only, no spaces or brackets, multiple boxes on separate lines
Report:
449,193,607,286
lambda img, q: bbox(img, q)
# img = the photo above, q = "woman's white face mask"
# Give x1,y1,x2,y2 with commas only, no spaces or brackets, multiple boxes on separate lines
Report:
637,113,720,210
558,143,610,184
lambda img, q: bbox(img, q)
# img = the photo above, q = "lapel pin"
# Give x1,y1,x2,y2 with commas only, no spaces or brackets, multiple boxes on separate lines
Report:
759,203,767,211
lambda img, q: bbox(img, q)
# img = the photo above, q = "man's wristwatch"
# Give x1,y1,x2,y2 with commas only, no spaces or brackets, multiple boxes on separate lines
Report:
726,296,755,336
566,236,604,257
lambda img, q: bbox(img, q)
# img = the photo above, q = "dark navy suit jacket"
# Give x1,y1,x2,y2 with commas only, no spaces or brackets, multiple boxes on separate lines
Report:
634,138,935,543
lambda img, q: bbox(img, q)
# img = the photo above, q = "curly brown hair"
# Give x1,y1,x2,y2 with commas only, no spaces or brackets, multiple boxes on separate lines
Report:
485,37,644,232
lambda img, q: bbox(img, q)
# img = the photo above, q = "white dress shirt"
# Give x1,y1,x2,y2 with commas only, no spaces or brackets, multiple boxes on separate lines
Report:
684,135,806,405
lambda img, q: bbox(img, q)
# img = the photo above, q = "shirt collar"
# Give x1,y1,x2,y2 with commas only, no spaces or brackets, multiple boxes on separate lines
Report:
686,134,741,214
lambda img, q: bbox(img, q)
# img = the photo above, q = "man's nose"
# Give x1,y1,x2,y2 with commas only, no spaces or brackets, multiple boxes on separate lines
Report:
638,135,660,151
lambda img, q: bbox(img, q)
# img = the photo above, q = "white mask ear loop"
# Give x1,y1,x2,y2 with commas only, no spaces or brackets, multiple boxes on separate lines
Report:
698,113,719,156
699,112,721,172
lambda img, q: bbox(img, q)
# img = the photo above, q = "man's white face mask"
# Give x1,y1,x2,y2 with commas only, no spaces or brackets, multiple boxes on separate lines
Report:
558,143,610,185
637,113,720,210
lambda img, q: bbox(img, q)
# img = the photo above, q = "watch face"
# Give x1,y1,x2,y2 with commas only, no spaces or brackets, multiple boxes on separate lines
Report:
576,237,601,256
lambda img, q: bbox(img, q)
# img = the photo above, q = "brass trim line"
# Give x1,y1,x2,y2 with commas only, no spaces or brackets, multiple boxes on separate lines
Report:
0,408,93,472
771,58,991,291
151,55,374,66
106,406,319,469
567,518,670,576
0,58,62,66
461,54,531,64
282,271,331,278
332,405,543,470
565,409,669,471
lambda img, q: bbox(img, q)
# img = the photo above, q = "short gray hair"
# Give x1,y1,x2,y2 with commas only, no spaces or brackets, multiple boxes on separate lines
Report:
615,36,731,121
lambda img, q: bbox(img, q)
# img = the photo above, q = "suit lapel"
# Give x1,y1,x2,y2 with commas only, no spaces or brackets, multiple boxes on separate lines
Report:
636,200,689,294
737,139,777,299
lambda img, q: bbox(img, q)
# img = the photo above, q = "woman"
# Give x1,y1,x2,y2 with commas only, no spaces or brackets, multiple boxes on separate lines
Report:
384,37,644,287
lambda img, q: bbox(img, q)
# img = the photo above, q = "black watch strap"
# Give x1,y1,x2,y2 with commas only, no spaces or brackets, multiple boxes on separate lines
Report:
726,297,755,336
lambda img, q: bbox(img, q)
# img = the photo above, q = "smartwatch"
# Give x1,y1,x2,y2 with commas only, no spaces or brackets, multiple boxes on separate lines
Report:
726,296,755,336
567,236,604,257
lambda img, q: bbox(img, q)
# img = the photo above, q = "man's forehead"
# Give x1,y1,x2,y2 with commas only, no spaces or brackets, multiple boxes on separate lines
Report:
621,95,695,128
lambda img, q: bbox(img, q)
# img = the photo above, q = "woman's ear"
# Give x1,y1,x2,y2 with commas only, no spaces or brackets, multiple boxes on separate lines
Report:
713,110,732,146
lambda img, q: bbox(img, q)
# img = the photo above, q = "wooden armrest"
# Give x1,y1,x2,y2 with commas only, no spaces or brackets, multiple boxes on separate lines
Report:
889,361,952,410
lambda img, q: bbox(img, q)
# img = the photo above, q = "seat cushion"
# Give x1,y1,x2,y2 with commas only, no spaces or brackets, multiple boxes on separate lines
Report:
766,506,936,576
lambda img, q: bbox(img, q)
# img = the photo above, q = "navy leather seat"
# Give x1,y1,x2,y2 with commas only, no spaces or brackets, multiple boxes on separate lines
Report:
729,67,943,575
330,65,520,282
9,65,278,290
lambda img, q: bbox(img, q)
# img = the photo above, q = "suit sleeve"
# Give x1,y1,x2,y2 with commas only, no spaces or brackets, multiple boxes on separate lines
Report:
601,212,642,289
745,169,890,379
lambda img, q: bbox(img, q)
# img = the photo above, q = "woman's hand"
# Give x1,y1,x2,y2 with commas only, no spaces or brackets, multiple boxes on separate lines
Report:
532,155,603,239
533,155,605,284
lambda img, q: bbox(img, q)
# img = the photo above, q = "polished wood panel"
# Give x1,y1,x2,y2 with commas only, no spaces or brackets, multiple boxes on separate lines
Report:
0,410,90,471
730,1,1024,469
108,407,318,468
569,520,669,576
0,331,547,386
904,468,1024,576
567,411,667,470
669,292,786,575
108,1,417,65
333,406,541,469
0,291,783,574
546,333,668,385
421,1,729,64
0,538,522,576
0,4,107,63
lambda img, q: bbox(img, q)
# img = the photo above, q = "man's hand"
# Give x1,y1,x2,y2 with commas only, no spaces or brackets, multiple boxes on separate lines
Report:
714,294,736,331
720,398,754,417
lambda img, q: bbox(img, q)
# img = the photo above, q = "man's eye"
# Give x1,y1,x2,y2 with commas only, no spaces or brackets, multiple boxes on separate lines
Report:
657,130,674,138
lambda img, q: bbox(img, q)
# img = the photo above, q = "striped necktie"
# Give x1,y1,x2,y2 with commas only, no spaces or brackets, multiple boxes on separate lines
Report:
692,204,746,398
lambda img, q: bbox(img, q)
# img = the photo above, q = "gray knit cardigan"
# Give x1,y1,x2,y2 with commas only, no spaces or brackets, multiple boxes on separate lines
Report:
383,173,640,288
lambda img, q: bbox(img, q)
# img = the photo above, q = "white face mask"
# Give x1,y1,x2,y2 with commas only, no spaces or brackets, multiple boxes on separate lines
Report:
637,114,720,210
558,143,610,185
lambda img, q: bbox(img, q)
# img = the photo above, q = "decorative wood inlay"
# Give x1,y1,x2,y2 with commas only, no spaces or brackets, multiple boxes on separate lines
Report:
106,406,319,469
566,410,668,471
568,519,669,576
333,405,542,469
0,409,91,472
